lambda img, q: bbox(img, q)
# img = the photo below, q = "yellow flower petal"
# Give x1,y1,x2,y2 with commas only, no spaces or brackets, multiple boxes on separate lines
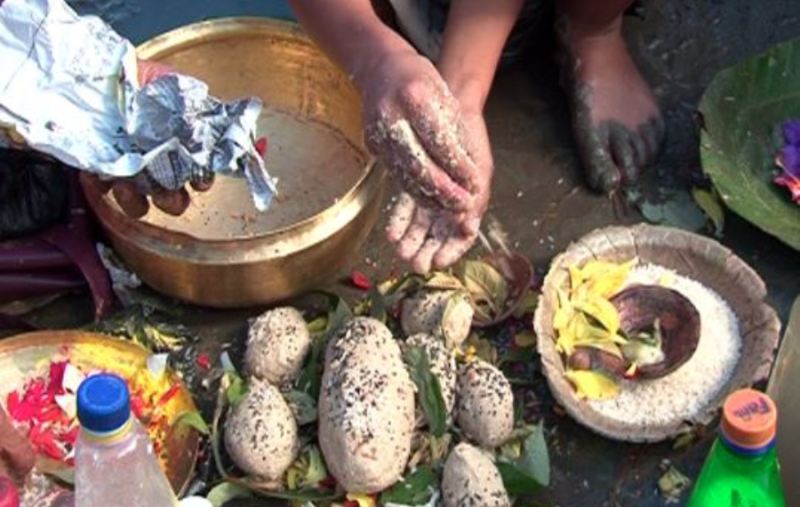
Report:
581,258,636,298
568,265,584,291
346,493,376,507
573,296,621,337
564,370,620,400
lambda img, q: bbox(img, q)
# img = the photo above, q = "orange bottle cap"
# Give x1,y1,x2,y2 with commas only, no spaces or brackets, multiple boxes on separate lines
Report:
721,388,777,450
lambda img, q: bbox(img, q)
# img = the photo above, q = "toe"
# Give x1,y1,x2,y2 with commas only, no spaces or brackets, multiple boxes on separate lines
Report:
579,125,622,193
610,125,639,186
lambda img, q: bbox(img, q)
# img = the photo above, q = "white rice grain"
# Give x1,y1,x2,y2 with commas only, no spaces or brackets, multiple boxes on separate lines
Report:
588,264,742,427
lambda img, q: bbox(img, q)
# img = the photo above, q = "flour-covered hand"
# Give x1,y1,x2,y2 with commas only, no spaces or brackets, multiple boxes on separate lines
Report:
362,50,485,213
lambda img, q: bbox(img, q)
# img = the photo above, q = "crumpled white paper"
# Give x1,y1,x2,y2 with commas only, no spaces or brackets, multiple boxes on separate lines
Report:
0,0,276,210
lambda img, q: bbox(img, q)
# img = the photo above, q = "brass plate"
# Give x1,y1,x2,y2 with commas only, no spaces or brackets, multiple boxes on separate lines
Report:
81,18,386,307
0,331,199,495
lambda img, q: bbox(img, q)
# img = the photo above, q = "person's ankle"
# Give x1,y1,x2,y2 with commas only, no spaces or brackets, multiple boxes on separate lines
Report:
563,13,623,45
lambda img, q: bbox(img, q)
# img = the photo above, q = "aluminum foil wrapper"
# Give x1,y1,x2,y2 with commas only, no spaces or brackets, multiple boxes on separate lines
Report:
0,0,276,210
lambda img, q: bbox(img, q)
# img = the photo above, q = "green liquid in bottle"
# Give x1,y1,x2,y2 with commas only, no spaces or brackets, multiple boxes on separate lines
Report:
687,437,786,507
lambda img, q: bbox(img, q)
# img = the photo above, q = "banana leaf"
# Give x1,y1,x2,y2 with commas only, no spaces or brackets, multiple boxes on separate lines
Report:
699,37,800,250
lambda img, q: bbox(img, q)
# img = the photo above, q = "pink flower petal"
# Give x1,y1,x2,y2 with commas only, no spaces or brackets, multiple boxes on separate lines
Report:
775,173,800,203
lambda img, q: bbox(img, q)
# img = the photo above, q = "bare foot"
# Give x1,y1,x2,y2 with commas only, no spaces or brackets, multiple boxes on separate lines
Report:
558,15,664,192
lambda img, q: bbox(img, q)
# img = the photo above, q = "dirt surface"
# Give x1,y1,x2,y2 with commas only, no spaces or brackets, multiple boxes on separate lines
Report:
25,1,800,506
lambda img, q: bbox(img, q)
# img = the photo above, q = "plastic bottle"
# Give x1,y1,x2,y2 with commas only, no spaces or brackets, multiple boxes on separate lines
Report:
0,477,20,507
75,374,179,507
687,388,786,507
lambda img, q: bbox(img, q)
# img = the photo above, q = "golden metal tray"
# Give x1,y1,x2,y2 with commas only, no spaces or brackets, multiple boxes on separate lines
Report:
81,18,386,307
0,331,199,495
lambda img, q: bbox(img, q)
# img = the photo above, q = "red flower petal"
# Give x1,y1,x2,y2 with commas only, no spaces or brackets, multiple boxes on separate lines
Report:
350,270,371,291
63,426,80,445
319,475,337,490
130,393,146,419
157,384,181,407
196,354,211,370
37,406,63,423
343,502,359,507
48,361,68,396
8,391,36,422
775,172,800,203
255,137,268,158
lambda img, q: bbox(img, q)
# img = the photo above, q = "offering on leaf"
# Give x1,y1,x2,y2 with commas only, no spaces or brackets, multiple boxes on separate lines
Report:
0,332,199,496
214,261,548,506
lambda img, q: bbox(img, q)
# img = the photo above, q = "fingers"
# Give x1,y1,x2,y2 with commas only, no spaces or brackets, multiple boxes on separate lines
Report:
112,181,149,218
433,233,475,270
411,224,445,274
367,116,474,211
190,173,215,192
397,206,433,260
151,187,191,216
400,78,480,194
390,200,480,273
386,193,416,242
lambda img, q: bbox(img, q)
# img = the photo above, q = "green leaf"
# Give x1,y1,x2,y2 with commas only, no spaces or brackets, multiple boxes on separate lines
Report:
441,291,470,346
380,467,437,505
226,372,248,406
514,331,537,348
639,190,707,232
497,462,543,497
368,286,388,323
296,296,352,399
287,445,328,490
207,482,252,507
283,389,318,425
257,487,341,502
175,411,210,435
405,347,448,437
500,347,535,365
518,424,550,487
425,272,467,291
699,37,800,250
306,316,328,334
497,424,550,496
692,187,725,237
463,333,499,365
458,260,509,315
658,465,691,501
513,290,539,319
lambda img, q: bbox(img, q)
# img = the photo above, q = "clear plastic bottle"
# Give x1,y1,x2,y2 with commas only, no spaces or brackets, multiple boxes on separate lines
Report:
687,389,786,507
75,374,179,507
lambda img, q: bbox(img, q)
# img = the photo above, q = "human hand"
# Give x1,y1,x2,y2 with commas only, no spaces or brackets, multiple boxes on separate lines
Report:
361,50,484,213
0,407,35,487
386,110,493,273
104,59,215,218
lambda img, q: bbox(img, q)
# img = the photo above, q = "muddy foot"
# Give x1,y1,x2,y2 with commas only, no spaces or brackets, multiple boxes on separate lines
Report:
557,15,664,193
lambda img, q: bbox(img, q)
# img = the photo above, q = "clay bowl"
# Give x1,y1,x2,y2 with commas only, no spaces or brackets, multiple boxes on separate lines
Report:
81,18,386,307
533,224,781,442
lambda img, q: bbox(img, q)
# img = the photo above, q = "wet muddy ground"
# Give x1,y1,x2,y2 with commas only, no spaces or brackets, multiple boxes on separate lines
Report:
51,1,800,505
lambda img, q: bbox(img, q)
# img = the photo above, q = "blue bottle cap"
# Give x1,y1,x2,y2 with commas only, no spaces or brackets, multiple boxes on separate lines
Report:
77,374,131,433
